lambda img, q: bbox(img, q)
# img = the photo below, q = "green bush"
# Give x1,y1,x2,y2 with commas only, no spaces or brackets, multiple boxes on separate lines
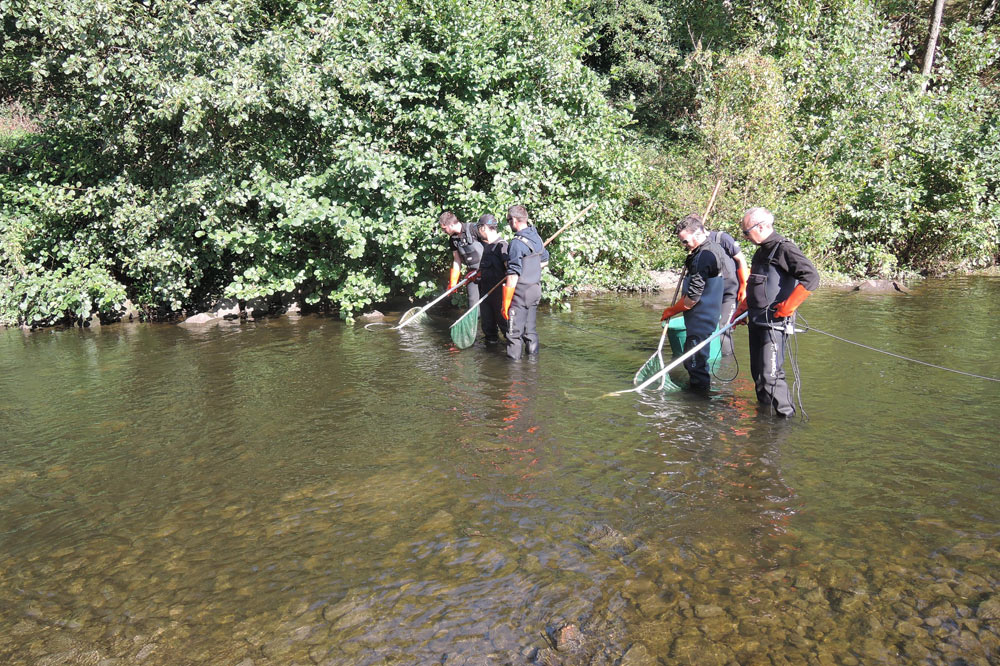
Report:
1,0,643,326
615,0,998,276
3,0,998,329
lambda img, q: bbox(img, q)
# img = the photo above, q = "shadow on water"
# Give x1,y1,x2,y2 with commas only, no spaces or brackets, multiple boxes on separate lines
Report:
0,277,998,664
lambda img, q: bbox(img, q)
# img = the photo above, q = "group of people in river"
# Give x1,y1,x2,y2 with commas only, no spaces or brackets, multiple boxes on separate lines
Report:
439,204,819,417
438,205,549,361
660,207,819,417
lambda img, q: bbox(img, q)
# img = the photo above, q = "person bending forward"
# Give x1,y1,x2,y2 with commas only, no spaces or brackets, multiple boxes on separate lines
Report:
659,215,726,391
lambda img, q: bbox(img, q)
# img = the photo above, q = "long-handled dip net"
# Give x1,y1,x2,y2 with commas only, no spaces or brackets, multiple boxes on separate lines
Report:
449,283,496,348
393,272,478,330
633,322,674,390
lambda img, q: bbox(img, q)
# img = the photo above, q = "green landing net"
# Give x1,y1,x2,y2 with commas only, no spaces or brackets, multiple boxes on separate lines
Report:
633,353,665,390
633,324,681,391
449,305,479,349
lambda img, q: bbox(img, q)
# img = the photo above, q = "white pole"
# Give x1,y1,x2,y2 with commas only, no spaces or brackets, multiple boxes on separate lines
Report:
606,312,748,396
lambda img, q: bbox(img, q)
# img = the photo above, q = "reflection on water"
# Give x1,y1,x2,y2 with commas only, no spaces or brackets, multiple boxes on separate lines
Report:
0,278,998,664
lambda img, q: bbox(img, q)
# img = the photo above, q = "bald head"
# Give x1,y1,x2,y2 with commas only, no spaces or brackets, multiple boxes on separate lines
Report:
741,207,774,245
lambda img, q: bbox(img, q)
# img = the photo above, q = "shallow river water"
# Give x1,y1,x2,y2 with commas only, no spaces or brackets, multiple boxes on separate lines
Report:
1,277,998,665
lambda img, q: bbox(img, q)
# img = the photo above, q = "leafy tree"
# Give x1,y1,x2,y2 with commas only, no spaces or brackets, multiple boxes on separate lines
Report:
1,0,640,326
595,0,999,275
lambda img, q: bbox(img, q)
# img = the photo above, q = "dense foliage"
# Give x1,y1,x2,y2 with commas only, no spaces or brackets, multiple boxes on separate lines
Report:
583,0,999,274
1,0,638,325
2,0,998,327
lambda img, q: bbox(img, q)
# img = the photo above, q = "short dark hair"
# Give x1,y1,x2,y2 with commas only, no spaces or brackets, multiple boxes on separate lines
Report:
507,205,528,224
674,214,704,235
438,211,459,227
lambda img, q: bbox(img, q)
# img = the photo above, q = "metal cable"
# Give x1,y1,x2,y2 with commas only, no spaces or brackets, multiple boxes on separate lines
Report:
787,323,809,421
711,337,740,383
797,314,1000,383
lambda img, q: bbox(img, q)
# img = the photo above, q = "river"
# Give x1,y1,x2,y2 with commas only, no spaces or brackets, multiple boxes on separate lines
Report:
1,276,998,665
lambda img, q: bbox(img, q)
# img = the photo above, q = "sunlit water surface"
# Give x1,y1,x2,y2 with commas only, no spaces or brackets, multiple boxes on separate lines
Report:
1,277,997,665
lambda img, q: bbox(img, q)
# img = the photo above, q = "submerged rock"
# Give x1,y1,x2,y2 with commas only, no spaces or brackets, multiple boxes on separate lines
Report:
554,624,584,652
179,298,242,325
694,604,725,619
584,524,637,558
419,509,455,534
671,634,733,666
619,643,656,666
180,312,218,325
978,595,1000,621
950,541,987,560
852,279,911,294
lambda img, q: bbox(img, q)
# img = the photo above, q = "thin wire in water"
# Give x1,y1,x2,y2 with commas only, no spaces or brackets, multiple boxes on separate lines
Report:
797,314,1000,383
788,323,808,421
711,331,740,384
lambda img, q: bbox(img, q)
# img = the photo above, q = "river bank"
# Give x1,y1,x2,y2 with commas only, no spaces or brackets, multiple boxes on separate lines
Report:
3,266,958,333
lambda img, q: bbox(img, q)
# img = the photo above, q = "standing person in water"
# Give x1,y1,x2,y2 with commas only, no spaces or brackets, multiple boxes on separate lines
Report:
438,211,482,307
703,218,750,356
475,213,509,345
734,207,820,417
659,214,726,391
502,205,549,360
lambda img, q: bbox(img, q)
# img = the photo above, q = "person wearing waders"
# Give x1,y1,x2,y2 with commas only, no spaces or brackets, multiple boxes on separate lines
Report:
501,205,549,360
705,220,750,356
732,207,820,417
438,211,482,309
475,213,509,345
659,215,726,391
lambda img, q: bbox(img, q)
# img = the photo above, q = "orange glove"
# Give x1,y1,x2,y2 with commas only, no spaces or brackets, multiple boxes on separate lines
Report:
737,265,749,304
501,285,515,320
660,301,689,322
448,266,460,289
774,284,811,318
731,299,748,326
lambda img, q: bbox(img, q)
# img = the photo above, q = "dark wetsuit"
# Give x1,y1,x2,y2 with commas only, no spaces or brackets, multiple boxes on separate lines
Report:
746,233,819,416
479,238,509,343
681,239,725,389
708,230,740,356
505,226,549,360
448,223,483,308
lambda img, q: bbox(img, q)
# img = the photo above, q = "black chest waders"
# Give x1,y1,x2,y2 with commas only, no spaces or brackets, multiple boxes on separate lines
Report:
449,222,483,333
680,272,724,390
478,241,508,290
708,232,740,355
511,233,543,286
478,241,509,344
747,239,795,329
747,240,797,416
707,231,739,300
506,234,544,360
